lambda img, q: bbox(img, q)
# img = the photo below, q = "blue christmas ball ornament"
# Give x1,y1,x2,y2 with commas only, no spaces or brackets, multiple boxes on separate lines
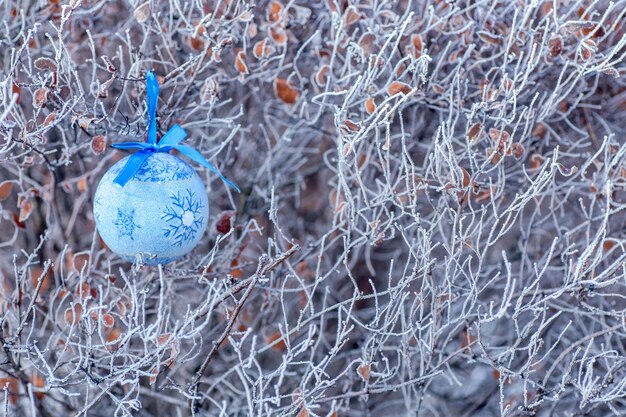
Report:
94,152,209,265
93,70,239,265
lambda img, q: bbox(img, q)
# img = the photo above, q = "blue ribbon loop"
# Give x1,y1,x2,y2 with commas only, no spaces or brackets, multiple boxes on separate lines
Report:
111,71,240,192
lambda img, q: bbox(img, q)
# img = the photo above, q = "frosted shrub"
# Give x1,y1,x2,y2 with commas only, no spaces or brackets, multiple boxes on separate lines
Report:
1,0,625,416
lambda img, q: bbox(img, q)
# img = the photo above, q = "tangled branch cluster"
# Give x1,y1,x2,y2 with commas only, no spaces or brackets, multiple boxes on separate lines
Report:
1,0,625,416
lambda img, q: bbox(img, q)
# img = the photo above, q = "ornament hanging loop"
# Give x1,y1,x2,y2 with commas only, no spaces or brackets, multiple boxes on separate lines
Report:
111,70,240,192
145,71,159,145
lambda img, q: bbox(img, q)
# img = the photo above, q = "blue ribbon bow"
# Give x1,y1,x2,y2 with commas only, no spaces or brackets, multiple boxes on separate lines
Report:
111,71,240,192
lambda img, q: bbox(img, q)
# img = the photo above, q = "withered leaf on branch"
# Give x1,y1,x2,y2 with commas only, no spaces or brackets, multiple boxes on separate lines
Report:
387,81,412,95
275,78,298,104
34,57,57,72
0,181,13,200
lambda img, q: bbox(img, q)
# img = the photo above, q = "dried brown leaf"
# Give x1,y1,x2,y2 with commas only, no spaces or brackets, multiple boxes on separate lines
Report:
342,142,351,158
270,27,287,46
343,5,361,26
90,135,107,155
460,167,470,188
235,51,249,75
478,31,501,45
101,313,115,328
34,57,57,72
0,181,13,201
467,123,482,142
268,0,283,23
34,87,48,108
0,378,19,405
411,34,424,58
387,81,412,96
19,199,33,222
266,331,287,351
548,34,563,56
253,39,272,59
357,363,371,382
44,112,57,126
65,303,83,325
275,78,298,104
343,119,360,132
364,97,376,114
216,211,235,234
511,143,525,159
358,33,376,55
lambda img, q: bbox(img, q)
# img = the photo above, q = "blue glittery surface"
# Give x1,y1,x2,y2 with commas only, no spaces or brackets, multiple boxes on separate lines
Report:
108,152,195,182
94,152,209,265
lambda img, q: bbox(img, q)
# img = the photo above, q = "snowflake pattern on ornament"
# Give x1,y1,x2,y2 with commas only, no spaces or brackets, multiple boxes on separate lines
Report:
109,154,194,182
113,207,141,240
161,188,205,247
